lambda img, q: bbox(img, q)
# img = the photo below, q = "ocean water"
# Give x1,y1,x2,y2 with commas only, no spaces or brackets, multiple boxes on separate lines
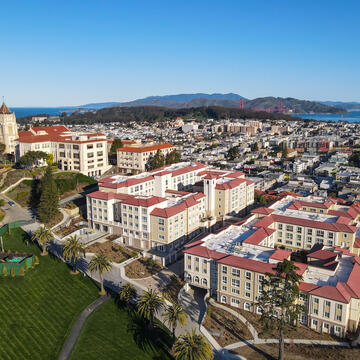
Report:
11,107,69,118
293,111,360,122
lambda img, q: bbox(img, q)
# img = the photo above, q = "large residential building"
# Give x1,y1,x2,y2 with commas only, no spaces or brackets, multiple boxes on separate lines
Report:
86,162,255,264
16,126,111,176
117,142,175,174
0,102,19,154
184,195,360,337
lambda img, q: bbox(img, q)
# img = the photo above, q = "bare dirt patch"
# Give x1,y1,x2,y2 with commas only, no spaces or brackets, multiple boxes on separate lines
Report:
125,257,163,278
203,303,253,347
86,241,137,263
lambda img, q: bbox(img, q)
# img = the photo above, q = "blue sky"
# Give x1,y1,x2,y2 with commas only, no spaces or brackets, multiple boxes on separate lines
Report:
1,0,359,106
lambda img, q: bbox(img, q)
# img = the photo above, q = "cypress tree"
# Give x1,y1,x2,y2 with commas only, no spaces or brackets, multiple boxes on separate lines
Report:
38,166,60,223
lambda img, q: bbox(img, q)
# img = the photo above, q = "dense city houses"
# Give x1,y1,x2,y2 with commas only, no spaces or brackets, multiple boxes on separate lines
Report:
86,162,255,264
184,194,360,337
16,125,111,176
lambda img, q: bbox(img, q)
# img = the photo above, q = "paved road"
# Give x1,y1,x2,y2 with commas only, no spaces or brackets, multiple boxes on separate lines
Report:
58,295,111,360
0,193,33,224
59,184,98,206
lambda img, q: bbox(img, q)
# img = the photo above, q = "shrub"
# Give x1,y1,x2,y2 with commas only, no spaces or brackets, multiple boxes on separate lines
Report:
10,268,15,277
147,258,156,268
16,191,29,201
2,266,7,277
20,267,25,276
34,256,39,265
131,251,138,258
25,262,29,271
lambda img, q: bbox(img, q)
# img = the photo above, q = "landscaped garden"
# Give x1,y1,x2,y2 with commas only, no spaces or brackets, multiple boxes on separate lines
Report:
232,305,336,341
69,298,174,360
125,257,163,278
162,274,185,304
233,343,359,360
86,241,138,263
0,227,100,360
203,303,253,347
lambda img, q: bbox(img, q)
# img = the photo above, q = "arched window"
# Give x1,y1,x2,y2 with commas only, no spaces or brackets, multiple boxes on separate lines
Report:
187,274,192,281
221,295,227,304
194,276,199,283
202,278,208,286
244,302,251,311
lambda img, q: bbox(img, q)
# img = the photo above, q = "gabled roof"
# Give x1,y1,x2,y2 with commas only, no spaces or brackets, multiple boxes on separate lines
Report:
242,227,275,245
215,178,247,190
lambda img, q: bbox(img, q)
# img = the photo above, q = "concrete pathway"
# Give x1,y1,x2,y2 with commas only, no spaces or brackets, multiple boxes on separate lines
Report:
58,295,111,360
225,337,351,350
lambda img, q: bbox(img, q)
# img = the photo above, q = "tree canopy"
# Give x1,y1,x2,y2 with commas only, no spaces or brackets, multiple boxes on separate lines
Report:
38,166,60,223
165,149,181,165
110,139,123,154
257,259,304,360
149,149,165,170
19,151,48,168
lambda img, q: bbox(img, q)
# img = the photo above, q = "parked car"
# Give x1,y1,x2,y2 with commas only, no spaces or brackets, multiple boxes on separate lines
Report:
8,201,15,206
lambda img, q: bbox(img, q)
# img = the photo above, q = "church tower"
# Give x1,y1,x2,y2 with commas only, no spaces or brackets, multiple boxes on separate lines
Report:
0,101,18,154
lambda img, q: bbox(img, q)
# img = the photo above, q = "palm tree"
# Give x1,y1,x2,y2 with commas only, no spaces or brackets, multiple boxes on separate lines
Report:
137,289,164,329
88,252,112,295
119,283,138,310
31,226,54,256
62,235,85,275
173,330,213,360
163,302,187,341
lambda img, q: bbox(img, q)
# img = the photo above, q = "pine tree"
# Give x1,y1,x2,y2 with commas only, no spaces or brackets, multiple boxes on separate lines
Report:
165,150,181,165
20,267,25,276
38,166,60,223
257,259,304,360
149,150,165,170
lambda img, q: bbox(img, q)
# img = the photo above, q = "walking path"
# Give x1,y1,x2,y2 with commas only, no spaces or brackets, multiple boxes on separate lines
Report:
58,295,111,360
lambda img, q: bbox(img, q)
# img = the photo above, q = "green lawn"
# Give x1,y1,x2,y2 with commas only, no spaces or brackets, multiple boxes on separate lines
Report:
0,228,100,360
70,299,174,360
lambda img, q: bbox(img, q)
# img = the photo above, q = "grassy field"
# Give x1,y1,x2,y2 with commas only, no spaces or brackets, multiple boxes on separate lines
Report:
69,298,174,360
0,228,100,360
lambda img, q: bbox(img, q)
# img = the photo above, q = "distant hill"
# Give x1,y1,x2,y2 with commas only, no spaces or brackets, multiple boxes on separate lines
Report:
319,101,360,111
51,105,305,126
114,94,344,114
244,97,345,114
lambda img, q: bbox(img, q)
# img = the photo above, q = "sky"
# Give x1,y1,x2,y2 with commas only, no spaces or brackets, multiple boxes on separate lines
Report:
1,0,359,106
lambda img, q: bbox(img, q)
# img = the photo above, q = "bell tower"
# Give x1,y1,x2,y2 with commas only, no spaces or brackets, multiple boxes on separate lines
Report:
0,100,18,154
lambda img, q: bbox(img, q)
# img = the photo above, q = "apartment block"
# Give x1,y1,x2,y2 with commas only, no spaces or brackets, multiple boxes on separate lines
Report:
117,143,175,174
184,195,360,337
16,126,111,176
86,162,255,264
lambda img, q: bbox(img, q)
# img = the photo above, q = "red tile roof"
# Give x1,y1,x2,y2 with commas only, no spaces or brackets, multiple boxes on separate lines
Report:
307,249,338,261
243,227,275,245
121,196,167,207
309,284,351,303
217,255,277,275
251,207,274,215
272,214,356,233
183,244,226,260
215,178,246,190
269,249,291,261
0,102,12,114
117,143,174,153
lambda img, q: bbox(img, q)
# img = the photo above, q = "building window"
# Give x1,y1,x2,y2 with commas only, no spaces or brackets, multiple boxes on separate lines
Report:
244,302,251,311
245,271,251,280
232,268,240,277
222,276,227,284
222,266,227,274
221,296,227,304
231,279,240,287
